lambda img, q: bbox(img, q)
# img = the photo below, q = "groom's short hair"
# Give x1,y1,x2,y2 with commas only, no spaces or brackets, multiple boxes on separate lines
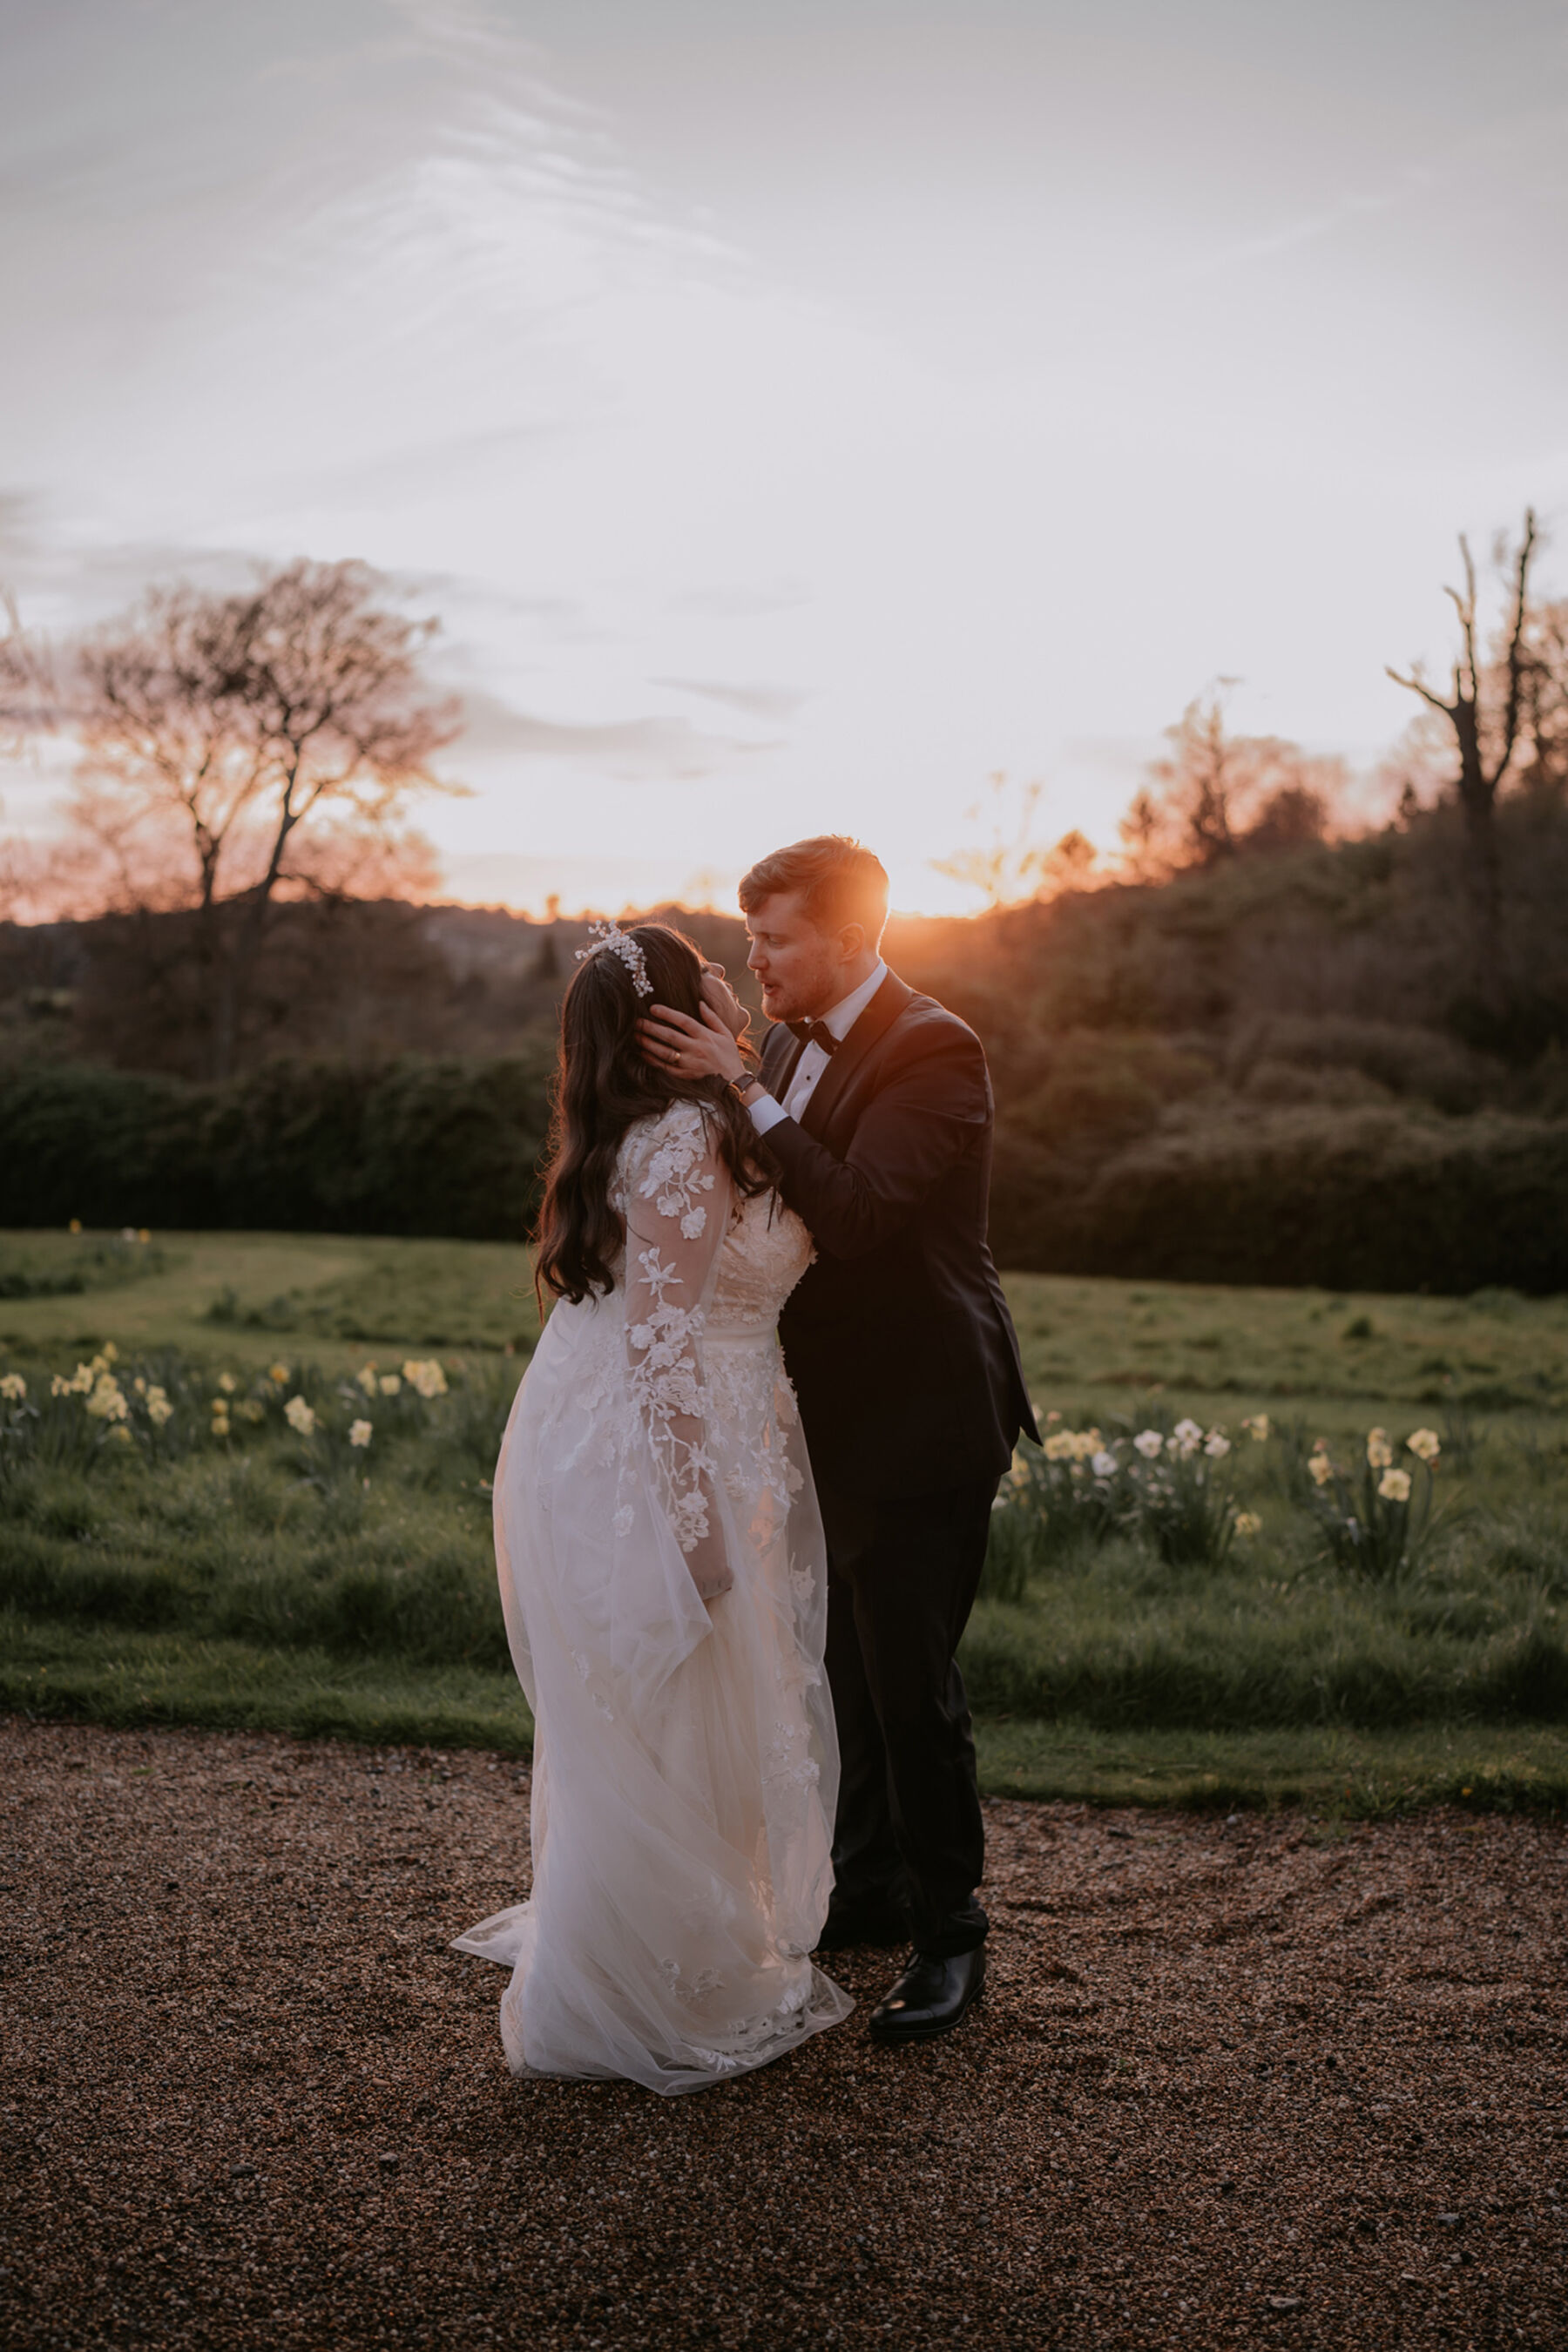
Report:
740,835,889,944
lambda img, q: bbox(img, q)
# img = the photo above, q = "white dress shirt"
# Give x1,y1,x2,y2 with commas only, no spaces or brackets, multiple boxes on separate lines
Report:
747,960,888,1138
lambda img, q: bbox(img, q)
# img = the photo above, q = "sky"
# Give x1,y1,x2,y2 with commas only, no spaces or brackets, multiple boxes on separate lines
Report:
2,0,1565,916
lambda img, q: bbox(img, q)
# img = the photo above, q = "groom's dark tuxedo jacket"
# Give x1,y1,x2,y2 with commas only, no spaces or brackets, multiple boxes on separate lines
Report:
759,970,1036,1501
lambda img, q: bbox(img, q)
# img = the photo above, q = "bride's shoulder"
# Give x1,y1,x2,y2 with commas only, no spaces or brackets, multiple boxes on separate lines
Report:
620,1096,713,1159
615,1099,722,1233
617,1098,718,1187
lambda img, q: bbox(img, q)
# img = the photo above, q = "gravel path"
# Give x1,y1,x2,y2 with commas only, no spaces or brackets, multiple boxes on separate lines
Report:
3,1718,1565,2350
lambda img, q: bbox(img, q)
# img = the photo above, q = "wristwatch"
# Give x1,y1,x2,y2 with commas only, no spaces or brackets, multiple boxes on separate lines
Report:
727,1071,764,1102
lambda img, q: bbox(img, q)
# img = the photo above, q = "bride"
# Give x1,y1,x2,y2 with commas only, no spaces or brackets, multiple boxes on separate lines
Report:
454,919,852,2092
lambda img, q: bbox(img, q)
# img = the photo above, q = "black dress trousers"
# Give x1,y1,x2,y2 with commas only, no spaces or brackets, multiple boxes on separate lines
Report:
815,1474,997,1958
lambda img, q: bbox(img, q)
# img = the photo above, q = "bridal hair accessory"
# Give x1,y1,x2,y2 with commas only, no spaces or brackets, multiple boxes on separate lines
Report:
575,920,652,998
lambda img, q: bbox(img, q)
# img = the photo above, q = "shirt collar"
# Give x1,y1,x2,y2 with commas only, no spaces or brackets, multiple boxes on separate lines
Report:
821,959,888,1043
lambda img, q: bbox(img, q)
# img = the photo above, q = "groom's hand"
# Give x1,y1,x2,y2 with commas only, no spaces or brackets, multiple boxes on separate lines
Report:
638,1000,747,1085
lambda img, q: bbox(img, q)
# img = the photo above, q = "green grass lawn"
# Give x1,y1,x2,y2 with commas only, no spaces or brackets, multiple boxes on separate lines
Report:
3,1226,1566,1812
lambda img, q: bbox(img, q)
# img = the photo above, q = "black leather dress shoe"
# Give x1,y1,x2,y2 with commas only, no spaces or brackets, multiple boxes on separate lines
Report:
813,1901,908,1953
868,1944,987,2043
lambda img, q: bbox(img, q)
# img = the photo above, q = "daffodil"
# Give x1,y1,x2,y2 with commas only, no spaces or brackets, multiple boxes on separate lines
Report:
85,1376,129,1422
1366,1428,1394,1470
1308,1452,1335,1487
348,1419,373,1449
269,1363,290,1387
1378,1468,1412,1503
379,1374,402,1396
1133,1429,1164,1459
0,1373,25,1402
357,1363,379,1397
1406,1429,1441,1463
217,1372,237,1395
284,1395,317,1436
1233,1511,1263,1537
1240,1414,1271,1442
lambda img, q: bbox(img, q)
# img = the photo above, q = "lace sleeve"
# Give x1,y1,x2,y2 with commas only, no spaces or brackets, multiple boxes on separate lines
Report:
620,1103,734,1605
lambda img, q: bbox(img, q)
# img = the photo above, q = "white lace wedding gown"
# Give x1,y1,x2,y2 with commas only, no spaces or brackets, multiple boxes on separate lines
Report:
453,1100,852,2093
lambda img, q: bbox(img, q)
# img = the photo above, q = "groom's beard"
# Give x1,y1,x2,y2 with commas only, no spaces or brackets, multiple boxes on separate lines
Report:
757,961,844,1026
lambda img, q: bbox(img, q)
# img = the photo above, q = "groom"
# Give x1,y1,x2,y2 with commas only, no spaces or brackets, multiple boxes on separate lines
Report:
640,835,1035,2042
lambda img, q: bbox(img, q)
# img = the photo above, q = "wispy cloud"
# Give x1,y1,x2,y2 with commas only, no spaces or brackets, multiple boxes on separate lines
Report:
457,688,771,778
650,677,806,722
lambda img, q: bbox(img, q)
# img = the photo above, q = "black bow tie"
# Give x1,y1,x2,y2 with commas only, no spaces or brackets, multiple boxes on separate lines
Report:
787,1019,839,1055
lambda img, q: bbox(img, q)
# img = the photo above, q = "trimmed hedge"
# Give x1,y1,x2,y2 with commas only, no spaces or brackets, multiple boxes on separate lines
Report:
990,1105,1568,1294
3,1059,1565,1293
0,1056,551,1240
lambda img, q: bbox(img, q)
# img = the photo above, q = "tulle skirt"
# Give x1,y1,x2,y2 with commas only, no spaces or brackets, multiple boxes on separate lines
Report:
454,1294,851,2094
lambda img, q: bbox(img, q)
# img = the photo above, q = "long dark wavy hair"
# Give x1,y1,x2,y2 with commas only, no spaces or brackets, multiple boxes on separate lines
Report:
533,923,774,1306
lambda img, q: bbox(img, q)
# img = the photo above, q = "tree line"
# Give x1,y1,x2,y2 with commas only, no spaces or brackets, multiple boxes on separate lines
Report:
6,511,1565,1078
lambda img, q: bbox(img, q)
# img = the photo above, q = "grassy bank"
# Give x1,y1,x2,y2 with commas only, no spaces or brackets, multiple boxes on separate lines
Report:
3,1227,1565,1812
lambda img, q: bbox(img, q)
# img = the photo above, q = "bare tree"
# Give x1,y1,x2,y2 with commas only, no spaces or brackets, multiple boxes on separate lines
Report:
1119,686,1341,878
1517,596,1568,795
26,559,462,1075
0,585,61,755
1388,511,1538,1015
932,772,1053,908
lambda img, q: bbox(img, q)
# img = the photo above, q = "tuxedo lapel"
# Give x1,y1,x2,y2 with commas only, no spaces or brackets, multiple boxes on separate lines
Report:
799,972,913,1140
760,1022,806,1099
